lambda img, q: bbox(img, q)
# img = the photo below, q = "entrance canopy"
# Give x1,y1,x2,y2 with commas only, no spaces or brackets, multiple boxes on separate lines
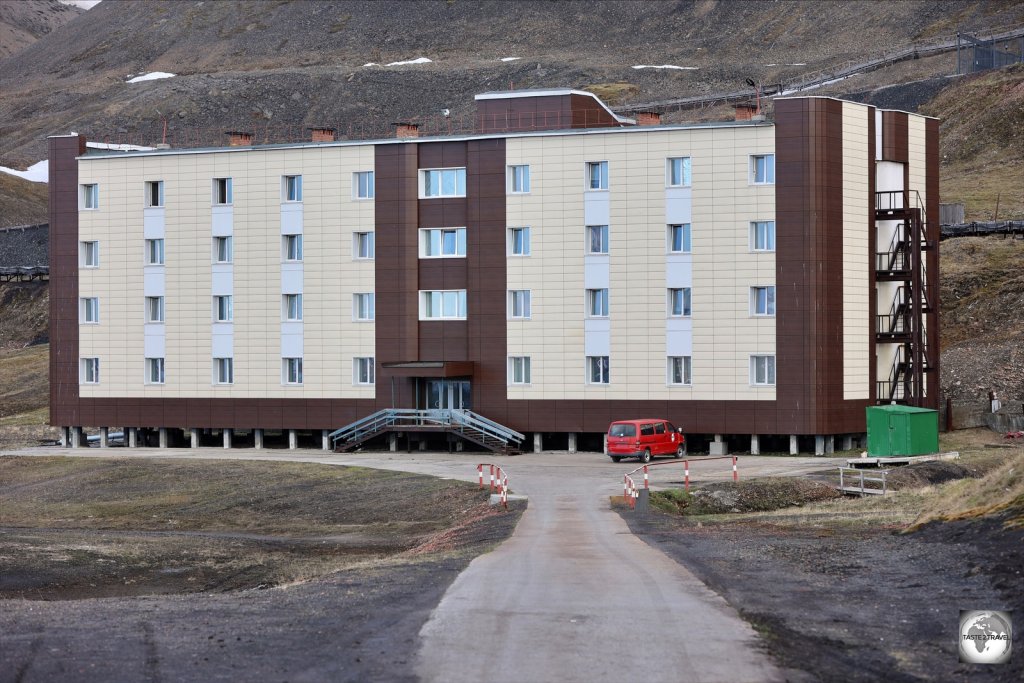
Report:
381,361,475,378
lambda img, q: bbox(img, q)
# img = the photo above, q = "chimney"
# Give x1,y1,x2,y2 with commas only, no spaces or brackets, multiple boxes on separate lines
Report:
734,104,758,121
636,111,661,126
226,131,253,146
395,122,419,139
309,127,336,142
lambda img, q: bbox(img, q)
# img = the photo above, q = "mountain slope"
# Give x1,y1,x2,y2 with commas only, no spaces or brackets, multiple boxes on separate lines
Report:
0,0,83,59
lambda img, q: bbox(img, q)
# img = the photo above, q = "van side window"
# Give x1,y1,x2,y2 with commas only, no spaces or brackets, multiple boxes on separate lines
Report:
666,422,677,433
654,423,666,434
640,424,655,436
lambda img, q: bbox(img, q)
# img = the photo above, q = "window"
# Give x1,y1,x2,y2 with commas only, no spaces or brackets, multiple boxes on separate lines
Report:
420,228,466,258
145,180,164,208
145,238,164,265
586,161,608,190
354,357,375,385
353,293,375,321
354,171,374,199
81,184,98,210
587,356,610,384
667,157,692,187
668,356,692,386
508,227,531,256
750,221,776,252
751,286,776,316
509,356,531,385
80,297,99,324
586,288,609,317
213,177,233,205
284,293,303,321
420,168,466,198
751,355,776,386
214,295,232,322
509,290,531,319
751,154,775,185
587,225,609,254
668,288,691,317
283,234,303,261
668,224,692,253
145,296,164,323
508,165,530,193
283,175,303,202
420,290,467,320
80,241,99,267
81,357,99,384
283,357,303,385
214,236,233,263
146,357,165,385
354,232,375,259
214,357,233,385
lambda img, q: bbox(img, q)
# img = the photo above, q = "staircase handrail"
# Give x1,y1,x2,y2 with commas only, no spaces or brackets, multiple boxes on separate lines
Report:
451,409,525,446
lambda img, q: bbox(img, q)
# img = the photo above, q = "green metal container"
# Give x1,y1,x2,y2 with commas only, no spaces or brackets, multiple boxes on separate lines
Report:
865,405,939,457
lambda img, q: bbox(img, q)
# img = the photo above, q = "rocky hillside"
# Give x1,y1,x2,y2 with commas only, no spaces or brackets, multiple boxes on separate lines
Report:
0,0,83,60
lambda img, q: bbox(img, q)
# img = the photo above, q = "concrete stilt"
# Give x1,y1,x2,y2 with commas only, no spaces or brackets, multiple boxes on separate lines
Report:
603,434,608,455
159,428,169,449
533,432,543,453
455,440,464,452
70,427,83,448
321,429,329,451
254,429,264,449
190,428,199,448
789,435,798,455
288,429,298,450
826,435,835,454
223,429,232,449
815,435,825,456
389,433,397,452
568,433,578,454
750,434,760,455
128,428,138,448
710,434,727,456
842,435,853,451
60,426,69,447
100,427,109,448
418,439,427,451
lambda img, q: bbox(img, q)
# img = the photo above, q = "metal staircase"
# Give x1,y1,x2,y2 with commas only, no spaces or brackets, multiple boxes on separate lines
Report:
329,409,525,455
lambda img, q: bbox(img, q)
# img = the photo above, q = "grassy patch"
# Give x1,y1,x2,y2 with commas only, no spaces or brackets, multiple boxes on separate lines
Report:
651,478,840,516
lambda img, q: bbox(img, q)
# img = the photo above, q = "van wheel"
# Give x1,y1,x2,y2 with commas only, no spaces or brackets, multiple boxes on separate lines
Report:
675,445,686,458
610,456,622,463
639,449,652,464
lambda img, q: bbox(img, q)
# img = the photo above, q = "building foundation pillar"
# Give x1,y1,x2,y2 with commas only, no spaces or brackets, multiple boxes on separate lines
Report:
568,433,577,454
288,429,298,450
789,435,798,455
70,427,83,448
826,435,835,454
603,434,608,455
842,435,853,451
190,428,199,448
709,434,727,456
100,427,109,448
750,434,759,455
815,435,825,456
533,432,543,453
60,426,70,447
321,429,329,451
254,429,264,449
223,429,232,449
128,428,138,448
158,428,168,449
389,433,397,452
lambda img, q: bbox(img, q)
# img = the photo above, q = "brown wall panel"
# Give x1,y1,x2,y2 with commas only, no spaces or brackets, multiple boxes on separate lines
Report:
881,111,909,163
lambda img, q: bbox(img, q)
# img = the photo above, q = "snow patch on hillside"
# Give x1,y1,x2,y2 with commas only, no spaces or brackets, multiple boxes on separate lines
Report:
632,64,698,70
500,57,521,62
127,72,176,83
385,57,432,66
0,160,48,183
87,142,156,151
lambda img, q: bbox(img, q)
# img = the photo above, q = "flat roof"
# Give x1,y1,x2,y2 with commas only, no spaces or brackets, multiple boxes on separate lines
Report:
475,88,635,125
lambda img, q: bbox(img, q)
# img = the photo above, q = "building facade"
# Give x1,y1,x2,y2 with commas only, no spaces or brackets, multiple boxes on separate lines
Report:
48,90,939,453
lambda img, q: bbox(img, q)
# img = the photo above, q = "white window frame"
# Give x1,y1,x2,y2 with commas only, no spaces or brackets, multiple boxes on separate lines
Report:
667,356,692,386
80,240,99,268
80,297,99,324
419,289,468,320
353,293,375,322
586,355,610,385
586,288,609,318
419,167,467,198
668,224,692,254
419,227,467,258
145,238,165,266
668,288,692,318
508,289,531,320
213,236,233,264
354,357,375,385
283,357,303,385
213,295,232,323
508,164,530,194
508,227,531,256
353,171,375,200
283,293,303,322
750,355,777,386
283,234,303,262
145,296,165,323
585,161,609,191
282,174,303,202
586,225,609,254
354,231,375,260
750,220,776,252
144,180,165,208
751,286,776,317
213,177,233,205
214,357,233,385
145,357,165,385
509,356,531,385
750,154,776,185
80,184,98,210
666,157,692,187
80,357,99,384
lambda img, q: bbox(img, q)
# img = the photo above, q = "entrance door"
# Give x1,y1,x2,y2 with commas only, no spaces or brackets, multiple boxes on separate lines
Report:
426,379,471,410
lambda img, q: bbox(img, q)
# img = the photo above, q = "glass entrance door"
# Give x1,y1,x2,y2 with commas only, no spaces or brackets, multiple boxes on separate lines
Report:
426,379,471,410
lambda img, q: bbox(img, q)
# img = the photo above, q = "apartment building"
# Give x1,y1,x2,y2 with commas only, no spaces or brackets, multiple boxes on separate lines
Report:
48,89,939,454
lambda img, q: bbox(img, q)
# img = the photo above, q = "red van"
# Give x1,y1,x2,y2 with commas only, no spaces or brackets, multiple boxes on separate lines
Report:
607,419,686,463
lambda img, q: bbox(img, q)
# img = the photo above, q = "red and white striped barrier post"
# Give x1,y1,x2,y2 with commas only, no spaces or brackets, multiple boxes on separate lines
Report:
684,460,690,492
478,463,484,489
489,464,496,492
623,475,629,502
643,465,649,489
501,471,508,510
732,456,738,482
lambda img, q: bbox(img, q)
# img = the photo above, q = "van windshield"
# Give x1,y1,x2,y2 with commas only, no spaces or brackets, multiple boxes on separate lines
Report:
609,424,636,437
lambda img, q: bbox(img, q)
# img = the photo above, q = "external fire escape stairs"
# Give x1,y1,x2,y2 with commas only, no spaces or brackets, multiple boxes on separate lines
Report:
328,409,525,455
874,190,937,405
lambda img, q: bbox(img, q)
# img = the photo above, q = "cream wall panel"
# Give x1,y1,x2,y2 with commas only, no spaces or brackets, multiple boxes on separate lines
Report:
842,101,871,400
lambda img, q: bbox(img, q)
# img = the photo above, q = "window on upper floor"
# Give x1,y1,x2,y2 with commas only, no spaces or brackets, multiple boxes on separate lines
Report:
283,293,303,321
586,225,609,254
420,228,466,258
283,234,303,262
80,241,99,268
80,297,99,324
751,286,776,316
145,180,164,208
667,157,692,187
145,296,164,323
586,288,609,318
750,221,776,252
213,177,233,205
508,165,530,194
145,238,164,266
668,288,692,317
750,355,776,386
750,154,775,185
283,357,303,385
214,357,233,385
146,357,165,385
354,231,375,259
509,356,531,385
586,161,608,190
668,224,692,254
214,295,232,322
508,227,531,256
354,357,375,385
81,357,99,384
283,175,303,202
214,236,233,263
587,356,610,385
668,356,692,386
81,184,98,210
420,168,466,198
508,290,531,319
354,171,374,199
353,293,375,321
420,290,467,320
